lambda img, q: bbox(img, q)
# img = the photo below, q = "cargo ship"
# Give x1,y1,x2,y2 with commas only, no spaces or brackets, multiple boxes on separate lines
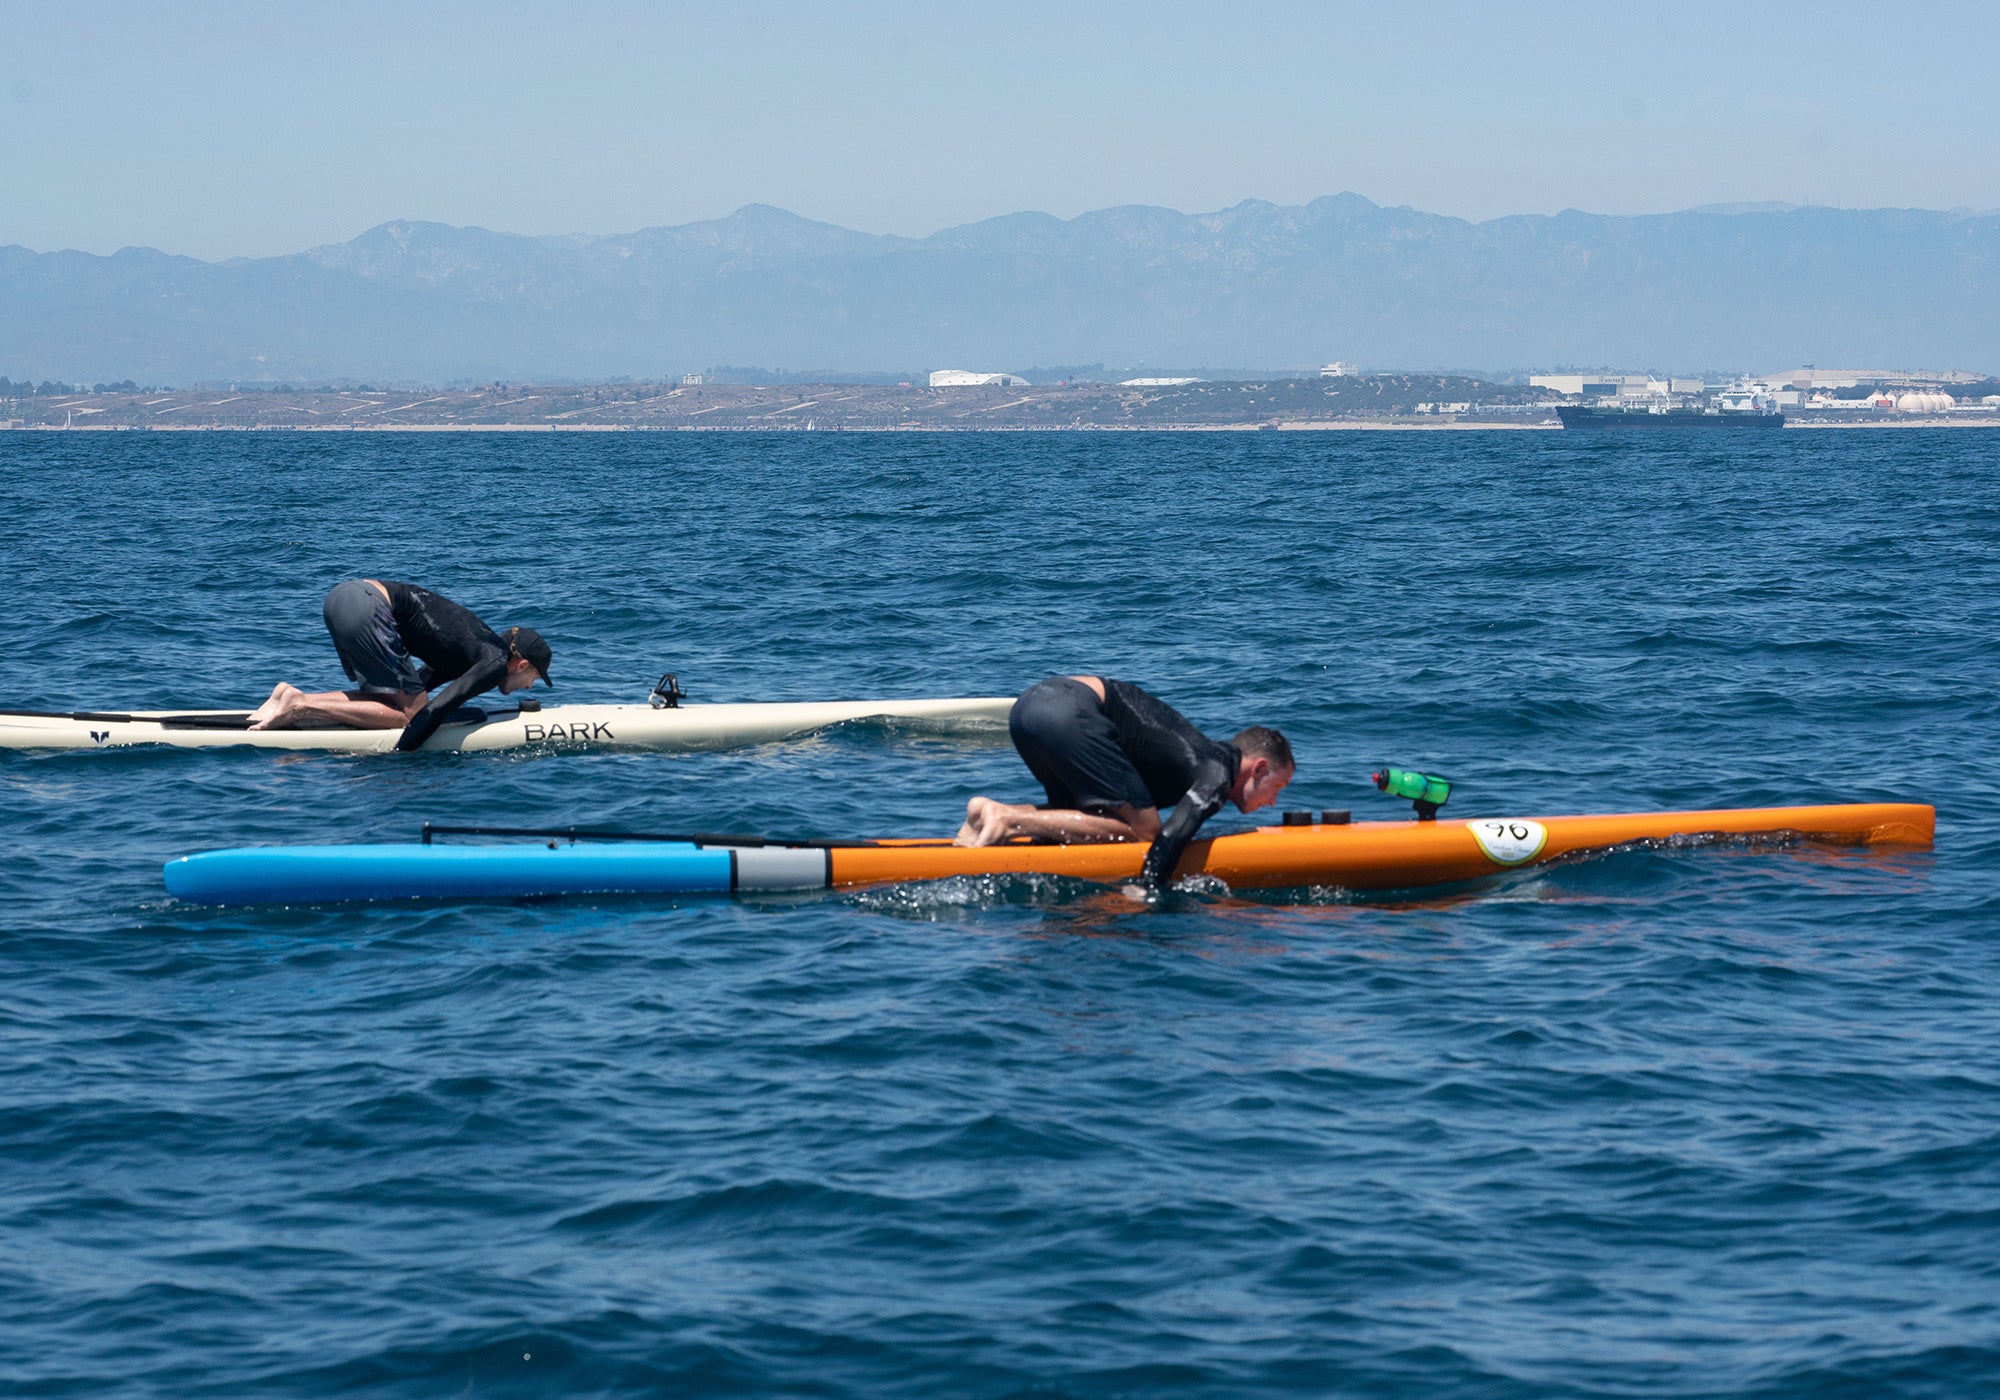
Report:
1556,405,1784,429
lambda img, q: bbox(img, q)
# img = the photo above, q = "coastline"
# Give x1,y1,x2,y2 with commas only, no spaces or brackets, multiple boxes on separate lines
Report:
11,418,1999,433
6,378,1994,433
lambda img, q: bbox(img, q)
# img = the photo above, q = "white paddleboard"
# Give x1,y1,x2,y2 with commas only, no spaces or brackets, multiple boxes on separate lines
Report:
0,695,1013,753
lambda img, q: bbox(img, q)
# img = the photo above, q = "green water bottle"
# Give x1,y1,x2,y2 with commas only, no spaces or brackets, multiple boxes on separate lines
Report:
1373,767,1452,821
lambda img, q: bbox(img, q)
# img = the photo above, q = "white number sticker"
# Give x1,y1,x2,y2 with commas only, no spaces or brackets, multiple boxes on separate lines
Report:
1471,818,1548,866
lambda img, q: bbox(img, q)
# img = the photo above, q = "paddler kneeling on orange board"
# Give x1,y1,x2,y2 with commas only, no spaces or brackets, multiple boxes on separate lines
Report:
955,676,1295,889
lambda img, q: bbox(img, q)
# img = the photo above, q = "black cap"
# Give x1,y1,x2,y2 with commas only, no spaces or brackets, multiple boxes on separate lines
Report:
509,627,553,686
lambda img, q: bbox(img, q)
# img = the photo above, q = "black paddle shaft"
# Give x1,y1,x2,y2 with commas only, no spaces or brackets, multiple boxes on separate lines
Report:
419,822,878,849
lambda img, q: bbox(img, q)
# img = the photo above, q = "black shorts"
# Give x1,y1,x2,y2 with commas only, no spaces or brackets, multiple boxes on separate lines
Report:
322,580,426,696
1009,677,1154,814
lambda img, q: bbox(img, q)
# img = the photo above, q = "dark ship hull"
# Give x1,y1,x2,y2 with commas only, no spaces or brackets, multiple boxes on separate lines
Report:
1557,406,1785,429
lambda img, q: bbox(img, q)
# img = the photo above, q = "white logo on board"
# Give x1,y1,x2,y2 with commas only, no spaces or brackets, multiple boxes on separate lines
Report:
1471,818,1547,866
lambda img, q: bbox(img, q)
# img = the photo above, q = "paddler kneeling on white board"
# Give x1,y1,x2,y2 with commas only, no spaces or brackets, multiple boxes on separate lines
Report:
244,579,553,751
955,676,1295,889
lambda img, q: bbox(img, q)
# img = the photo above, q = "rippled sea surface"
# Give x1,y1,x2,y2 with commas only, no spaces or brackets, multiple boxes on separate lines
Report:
5,429,1998,1398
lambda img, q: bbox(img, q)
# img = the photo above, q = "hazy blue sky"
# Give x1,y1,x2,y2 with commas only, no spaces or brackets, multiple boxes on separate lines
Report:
3,0,1995,259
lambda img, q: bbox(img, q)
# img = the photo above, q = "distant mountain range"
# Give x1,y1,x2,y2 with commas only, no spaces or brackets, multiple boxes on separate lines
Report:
2,195,1993,384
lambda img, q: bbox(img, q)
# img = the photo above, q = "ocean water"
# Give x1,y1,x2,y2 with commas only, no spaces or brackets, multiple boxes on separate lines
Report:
4,428,1998,1398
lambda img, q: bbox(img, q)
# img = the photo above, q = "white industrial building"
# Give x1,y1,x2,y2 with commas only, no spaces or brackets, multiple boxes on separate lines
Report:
1762,368,1986,390
929,370,1030,387
1892,391,1956,413
1319,362,1356,377
1530,373,1702,398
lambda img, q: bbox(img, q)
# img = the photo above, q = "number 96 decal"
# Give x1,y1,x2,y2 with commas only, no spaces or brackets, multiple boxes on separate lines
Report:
1471,818,1548,866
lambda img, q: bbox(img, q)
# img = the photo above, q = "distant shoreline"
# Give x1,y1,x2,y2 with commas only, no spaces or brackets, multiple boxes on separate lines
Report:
12,418,1999,433
6,375,1995,434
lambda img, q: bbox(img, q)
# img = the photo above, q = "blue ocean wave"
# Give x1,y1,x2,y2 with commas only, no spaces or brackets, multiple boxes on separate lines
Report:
2,428,1998,1397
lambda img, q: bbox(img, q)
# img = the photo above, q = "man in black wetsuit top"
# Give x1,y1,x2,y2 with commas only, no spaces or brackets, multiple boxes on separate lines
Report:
245,579,552,751
955,676,1295,889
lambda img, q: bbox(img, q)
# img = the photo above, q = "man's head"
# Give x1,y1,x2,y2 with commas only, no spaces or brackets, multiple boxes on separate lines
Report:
499,626,554,693
1229,725,1295,812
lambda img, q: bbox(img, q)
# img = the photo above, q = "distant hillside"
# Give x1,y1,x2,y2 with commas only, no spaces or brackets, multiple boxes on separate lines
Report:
1,196,1994,383
1,373,1550,431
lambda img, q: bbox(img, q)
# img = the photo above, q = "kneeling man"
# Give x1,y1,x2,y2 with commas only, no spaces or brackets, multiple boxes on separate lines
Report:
247,579,552,751
957,675,1294,888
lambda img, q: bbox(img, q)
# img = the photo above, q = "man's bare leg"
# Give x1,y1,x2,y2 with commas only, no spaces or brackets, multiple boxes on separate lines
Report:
245,682,302,728
955,796,1016,845
247,688,420,731
955,797,1143,848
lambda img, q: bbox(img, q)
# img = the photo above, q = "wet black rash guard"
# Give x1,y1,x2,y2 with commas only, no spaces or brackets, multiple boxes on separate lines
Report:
378,581,512,752
1100,680,1241,887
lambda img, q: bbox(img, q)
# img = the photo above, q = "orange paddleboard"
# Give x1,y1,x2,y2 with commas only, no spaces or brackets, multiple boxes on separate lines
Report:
830,803,1934,892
